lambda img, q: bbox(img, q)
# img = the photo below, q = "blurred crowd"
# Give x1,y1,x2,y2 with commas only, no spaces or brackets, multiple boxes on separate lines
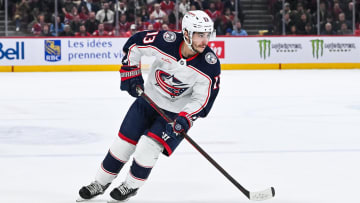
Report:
9,0,246,37
269,0,360,35
8,0,360,37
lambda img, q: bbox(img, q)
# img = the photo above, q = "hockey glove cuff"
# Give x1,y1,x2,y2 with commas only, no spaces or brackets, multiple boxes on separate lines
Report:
165,112,192,138
120,65,144,97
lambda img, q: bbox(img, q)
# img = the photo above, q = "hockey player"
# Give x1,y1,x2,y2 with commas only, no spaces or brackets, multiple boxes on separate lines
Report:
78,10,221,202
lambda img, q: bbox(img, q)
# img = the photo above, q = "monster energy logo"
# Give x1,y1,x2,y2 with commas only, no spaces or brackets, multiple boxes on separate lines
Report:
258,40,271,59
311,39,324,59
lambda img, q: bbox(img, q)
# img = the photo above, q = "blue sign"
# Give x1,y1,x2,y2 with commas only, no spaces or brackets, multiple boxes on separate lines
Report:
45,40,61,62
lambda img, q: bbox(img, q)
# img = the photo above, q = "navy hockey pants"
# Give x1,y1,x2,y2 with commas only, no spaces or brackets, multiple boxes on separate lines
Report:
118,97,184,156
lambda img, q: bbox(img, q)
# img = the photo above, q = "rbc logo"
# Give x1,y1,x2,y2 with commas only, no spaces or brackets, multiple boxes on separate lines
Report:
45,40,61,62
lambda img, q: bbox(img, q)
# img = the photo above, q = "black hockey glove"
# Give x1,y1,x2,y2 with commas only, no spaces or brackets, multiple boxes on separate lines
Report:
165,112,192,138
120,65,144,97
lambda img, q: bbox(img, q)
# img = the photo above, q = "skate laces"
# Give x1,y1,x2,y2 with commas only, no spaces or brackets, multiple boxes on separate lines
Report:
87,181,104,195
118,183,132,194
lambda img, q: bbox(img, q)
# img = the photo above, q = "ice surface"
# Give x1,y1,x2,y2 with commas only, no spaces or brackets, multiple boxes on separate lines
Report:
1,70,360,203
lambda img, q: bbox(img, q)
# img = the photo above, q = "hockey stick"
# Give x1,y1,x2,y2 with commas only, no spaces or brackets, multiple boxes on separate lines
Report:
136,87,275,201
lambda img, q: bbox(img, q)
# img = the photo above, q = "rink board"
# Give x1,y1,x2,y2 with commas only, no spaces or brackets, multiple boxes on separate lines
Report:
1,63,359,72
0,35,359,71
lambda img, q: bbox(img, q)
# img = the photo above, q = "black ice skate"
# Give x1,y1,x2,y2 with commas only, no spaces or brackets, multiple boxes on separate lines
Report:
78,181,110,200
109,183,138,202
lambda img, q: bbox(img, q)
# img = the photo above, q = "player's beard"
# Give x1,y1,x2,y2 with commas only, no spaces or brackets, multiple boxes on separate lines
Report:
192,43,207,53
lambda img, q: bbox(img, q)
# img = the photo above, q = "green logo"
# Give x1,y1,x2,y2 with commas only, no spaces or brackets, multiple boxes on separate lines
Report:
311,39,324,59
258,40,271,59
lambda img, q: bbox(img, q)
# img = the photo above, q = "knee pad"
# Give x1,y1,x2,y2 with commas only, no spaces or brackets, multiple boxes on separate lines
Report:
133,136,164,167
109,137,136,162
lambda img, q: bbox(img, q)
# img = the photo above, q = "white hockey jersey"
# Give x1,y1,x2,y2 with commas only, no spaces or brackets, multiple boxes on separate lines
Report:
121,30,221,120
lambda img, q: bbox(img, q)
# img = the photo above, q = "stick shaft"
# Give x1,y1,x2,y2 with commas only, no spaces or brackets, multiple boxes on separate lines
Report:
138,90,251,199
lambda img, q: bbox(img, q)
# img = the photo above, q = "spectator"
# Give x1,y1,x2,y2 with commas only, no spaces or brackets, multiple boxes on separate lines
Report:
60,24,74,36
79,5,90,22
335,12,352,31
160,0,175,16
161,23,169,31
337,23,352,35
277,12,294,35
315,1,329,26
93,23,109,36
114,1,127,16
150,3,166,23
221,8,234,34
231,21,247,36
147,23,154,30
13,0,31,32
50,16,65,36
179,0,190,16
40,23,52,36
79,0,100,13
85,12,99,34
62,0,77,16
345,2,354,22
125,24,137,37
295,13,310,34
64,6,79,24
224,0,245,25
117,13,131,36
205,2,222,22
289,24,298,35
332,2,343,21
96,2,115,24
225,28,232,36
70,15,82,33
148,14,162,30
135,16,149,31
75,24,91,36
191,0,203,10
321,22,335,35
32,14,46,36
304,23,316,35
139,6,150,23
320,14,334,33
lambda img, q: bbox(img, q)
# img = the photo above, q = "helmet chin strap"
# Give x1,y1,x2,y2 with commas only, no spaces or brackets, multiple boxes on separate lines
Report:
183,31,198,54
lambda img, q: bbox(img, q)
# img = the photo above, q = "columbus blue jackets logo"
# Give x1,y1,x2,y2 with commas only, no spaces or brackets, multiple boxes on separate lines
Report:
205,52,217,64
45,40,61,62
163,31,176,43
155,70,189,98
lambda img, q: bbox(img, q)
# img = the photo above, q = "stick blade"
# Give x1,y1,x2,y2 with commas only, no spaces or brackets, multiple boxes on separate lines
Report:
249,187,275,201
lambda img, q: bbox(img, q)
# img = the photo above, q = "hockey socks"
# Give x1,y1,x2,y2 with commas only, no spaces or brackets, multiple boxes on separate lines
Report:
96,137,136,185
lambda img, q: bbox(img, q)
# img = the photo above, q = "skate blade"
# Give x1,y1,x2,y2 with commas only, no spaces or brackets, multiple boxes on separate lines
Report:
76,197,108,202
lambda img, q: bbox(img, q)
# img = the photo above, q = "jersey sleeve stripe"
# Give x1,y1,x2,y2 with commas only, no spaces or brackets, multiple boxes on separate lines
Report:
186,65,212,117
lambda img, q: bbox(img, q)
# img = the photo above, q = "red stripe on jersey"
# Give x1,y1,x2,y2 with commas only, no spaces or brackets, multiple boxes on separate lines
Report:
186,65,212,117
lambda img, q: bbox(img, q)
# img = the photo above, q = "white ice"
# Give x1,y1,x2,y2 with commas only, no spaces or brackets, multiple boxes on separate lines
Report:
0,69,360,203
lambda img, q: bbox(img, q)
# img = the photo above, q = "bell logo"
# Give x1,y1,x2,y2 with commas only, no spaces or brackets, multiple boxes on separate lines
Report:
209,41,225,59
0,42,25,60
